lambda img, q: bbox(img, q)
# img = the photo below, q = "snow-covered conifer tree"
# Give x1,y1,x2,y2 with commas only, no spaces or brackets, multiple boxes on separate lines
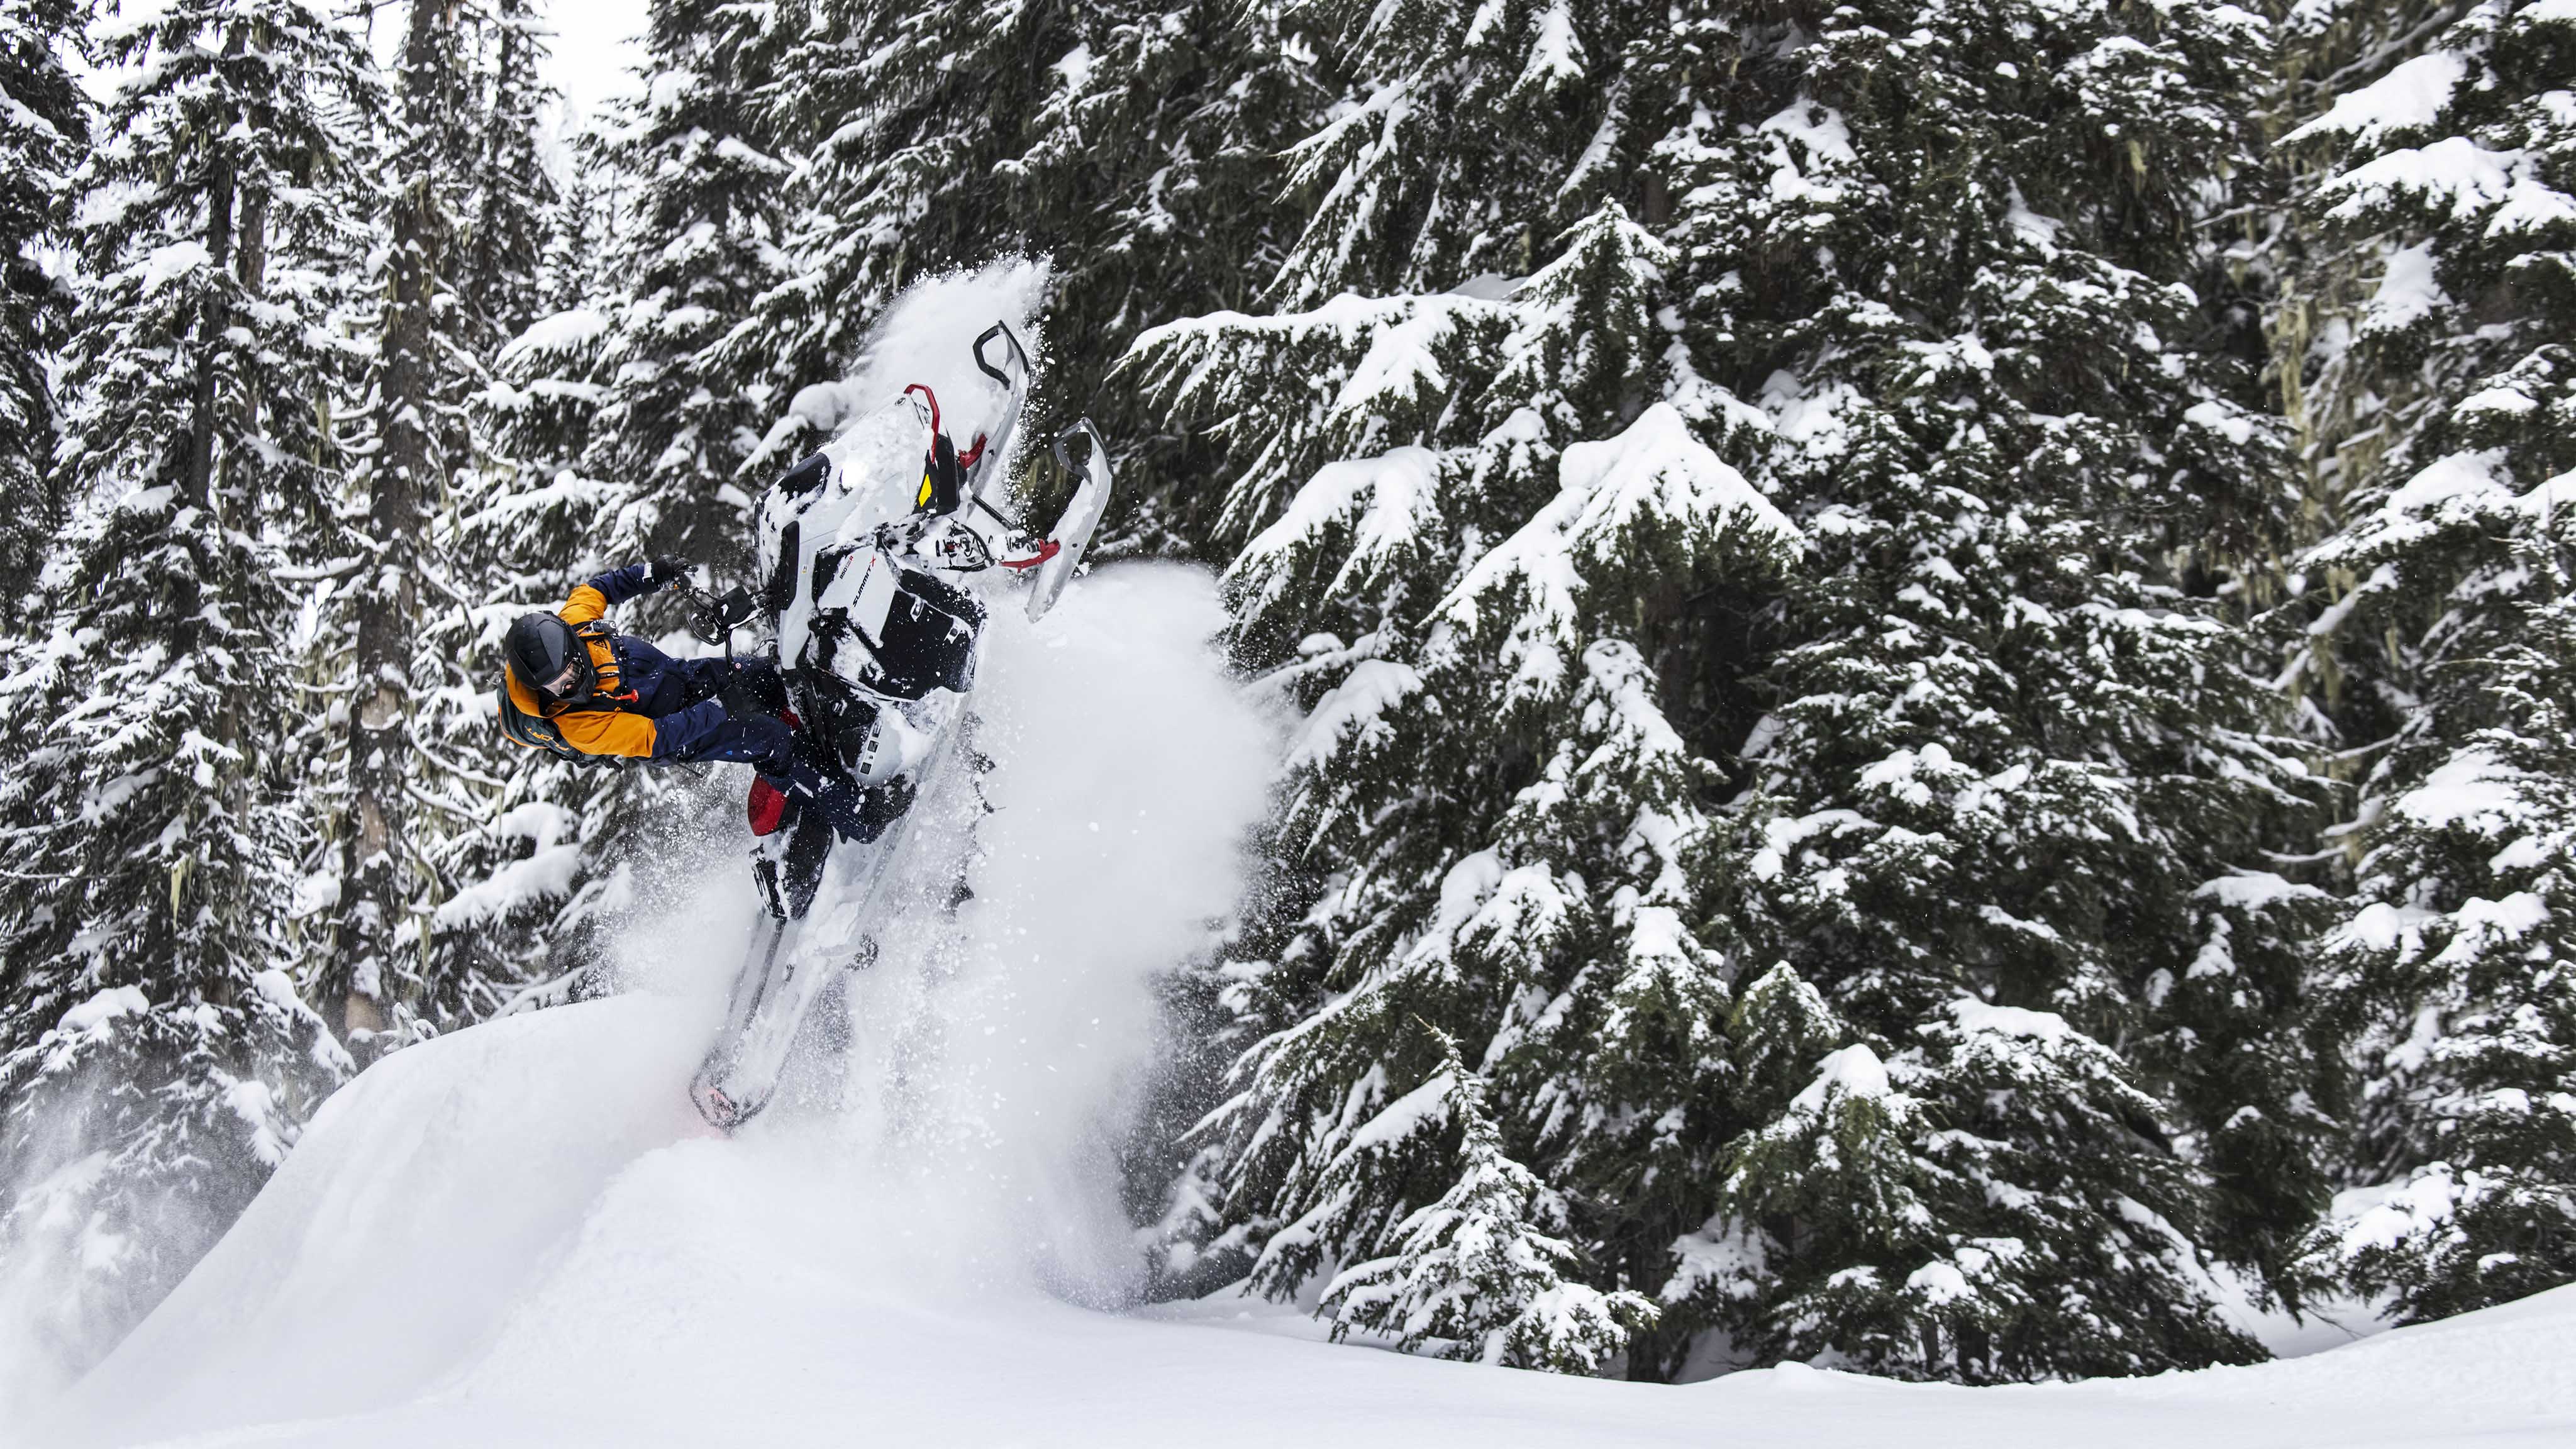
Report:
1003,0,1328,548
583,0,791,572
533,132,618,323
1669,0,2328,1376
0,0,368,1374
1141,0,2347,1382
1318,1027,1657,1372
2276,0,2576,1321
1692,989,2268,1379
1134,1,1802,1368
458,0,560,349
748,0,1058,431
0,0,86,596
311,0,484,1057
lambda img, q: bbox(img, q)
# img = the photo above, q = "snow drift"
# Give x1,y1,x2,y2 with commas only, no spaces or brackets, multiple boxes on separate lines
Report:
25,958,2576,1446
28,557,1280,1448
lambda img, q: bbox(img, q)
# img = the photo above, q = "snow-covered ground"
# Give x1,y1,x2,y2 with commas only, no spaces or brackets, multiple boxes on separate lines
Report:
21,973,2574,1448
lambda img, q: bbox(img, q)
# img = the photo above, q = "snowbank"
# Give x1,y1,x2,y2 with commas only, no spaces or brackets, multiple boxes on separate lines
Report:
32,990,2576,1449
37,996,712,1445
28,562,1291,1448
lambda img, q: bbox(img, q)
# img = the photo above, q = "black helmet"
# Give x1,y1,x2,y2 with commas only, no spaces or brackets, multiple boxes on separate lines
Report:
504,613,594,704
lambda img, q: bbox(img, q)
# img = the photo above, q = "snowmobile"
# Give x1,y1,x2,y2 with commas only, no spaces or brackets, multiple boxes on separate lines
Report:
687,323,1115,1131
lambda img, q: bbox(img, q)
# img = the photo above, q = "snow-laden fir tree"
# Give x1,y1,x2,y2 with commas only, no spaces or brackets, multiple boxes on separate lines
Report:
0,0,369,1377
1133,0,1802,1367
747,0,1062,452
1316,1026,1657,1370
532,124,619,324
1002,0,1328,550
0,0,86,598
582,0,792,572
1652,0,2328,1379
307,0,483,1058
458,0,560,350
1692,969,2281,1379
431,8,779,1003
1140,0,2348,1382
2275,0,2576,1321
1257,0,1618,310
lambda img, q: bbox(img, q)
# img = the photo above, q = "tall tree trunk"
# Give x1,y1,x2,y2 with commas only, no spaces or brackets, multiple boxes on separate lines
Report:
172,27,248,980
183,29,247,511
334,0,456,1047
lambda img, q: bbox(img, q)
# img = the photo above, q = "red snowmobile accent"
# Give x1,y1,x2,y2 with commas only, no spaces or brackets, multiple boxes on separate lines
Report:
746,708,809,836
997,538,1060,571
958,433,987,469
747,777,787,836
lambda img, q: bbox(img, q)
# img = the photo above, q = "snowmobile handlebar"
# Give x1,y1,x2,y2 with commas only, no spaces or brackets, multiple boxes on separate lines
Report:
680,582,760,648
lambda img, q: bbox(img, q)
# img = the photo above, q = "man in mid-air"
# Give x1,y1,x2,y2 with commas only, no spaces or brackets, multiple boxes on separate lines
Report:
496,558,870,840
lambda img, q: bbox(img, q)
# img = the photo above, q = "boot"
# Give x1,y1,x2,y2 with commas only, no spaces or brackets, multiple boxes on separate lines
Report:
765,757,879,844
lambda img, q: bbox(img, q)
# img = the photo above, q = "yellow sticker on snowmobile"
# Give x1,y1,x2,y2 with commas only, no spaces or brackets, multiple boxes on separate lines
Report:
917,474,935,509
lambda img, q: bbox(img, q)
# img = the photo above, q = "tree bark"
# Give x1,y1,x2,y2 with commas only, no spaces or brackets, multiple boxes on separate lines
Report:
335,0,458,1047
182,29,249,511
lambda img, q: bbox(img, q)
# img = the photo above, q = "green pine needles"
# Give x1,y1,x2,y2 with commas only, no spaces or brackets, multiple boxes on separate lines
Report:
2275,0,2576,1324
1131,0,2529,1385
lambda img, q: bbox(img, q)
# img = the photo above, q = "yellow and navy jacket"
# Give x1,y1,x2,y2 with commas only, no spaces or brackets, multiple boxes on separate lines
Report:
499,564,733,762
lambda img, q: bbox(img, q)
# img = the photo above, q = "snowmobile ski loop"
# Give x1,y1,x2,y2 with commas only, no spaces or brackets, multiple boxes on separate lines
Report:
1027,419,1117,623
971,322,1022,387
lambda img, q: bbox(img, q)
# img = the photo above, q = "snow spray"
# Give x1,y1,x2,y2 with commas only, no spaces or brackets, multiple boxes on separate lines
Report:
26,265,1279,1445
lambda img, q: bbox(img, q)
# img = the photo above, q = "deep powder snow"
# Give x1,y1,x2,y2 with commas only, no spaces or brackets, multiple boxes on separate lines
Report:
30,558,1288,1448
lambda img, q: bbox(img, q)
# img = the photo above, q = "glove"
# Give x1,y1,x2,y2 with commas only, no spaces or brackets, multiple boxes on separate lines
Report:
718,660,789,721
646,555,695,591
